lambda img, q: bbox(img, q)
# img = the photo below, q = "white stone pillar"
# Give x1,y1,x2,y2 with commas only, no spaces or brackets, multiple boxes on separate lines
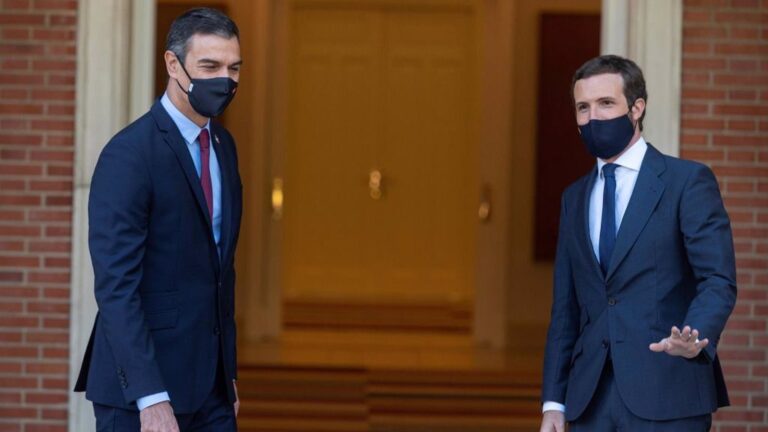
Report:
69,1,155,430
602,0,682,157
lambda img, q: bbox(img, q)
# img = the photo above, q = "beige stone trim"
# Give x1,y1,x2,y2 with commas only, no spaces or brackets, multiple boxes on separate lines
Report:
602,0,683,156
69,1,155,430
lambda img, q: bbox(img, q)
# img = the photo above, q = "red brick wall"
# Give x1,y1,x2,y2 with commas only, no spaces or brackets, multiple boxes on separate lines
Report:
681,0,768,430
0,0,77,430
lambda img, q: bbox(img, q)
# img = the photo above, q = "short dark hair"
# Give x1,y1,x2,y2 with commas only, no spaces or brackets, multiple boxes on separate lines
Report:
165,7,239,65
572,55,648,130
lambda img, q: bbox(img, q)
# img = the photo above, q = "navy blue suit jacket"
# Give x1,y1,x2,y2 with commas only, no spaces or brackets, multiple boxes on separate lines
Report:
542,144,736,421
74,101,243,413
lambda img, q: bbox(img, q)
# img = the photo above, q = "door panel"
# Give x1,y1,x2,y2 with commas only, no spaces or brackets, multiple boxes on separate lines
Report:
283,3,477,331
285,9,379,302
377,11,474,304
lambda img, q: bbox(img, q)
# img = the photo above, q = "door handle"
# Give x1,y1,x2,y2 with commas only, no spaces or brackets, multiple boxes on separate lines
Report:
272,177,284,220
369,169,382,200
478,184,491,222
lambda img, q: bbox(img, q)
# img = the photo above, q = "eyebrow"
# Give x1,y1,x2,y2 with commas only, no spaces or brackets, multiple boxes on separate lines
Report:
197,58,243,67
575,96,617,105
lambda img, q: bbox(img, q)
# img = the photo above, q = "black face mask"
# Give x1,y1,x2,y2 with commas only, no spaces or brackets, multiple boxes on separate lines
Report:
176,57,238,118
578,111,636,160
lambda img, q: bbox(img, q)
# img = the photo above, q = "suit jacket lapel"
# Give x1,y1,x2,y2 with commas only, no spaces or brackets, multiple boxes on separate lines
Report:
151,102,220,273
579,167,604,280
606,144,666,280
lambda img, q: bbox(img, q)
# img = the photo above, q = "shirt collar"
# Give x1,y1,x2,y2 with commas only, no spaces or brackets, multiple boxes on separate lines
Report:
596,137,648,178
160,92,210,145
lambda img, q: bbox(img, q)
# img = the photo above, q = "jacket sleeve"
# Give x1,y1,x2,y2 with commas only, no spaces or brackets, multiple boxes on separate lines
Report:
88,138,166,404
680,164,737,361
541,193,581,404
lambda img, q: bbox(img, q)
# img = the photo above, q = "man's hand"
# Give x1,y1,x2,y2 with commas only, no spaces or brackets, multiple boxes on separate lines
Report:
139,401,179,432
540,410,566,432
233,380,240,417
649,325,709,359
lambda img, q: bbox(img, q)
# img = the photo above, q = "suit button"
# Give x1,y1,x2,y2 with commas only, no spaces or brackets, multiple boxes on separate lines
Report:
608,298,616,306
214,326,220,335
602,340,609,348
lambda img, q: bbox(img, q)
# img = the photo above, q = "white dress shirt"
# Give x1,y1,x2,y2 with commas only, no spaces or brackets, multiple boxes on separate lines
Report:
589,137,648,261
543,138,648,414
160,93,223,257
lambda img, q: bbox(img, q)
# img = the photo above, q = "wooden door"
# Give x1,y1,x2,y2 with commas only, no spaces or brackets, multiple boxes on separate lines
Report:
281,1,478,333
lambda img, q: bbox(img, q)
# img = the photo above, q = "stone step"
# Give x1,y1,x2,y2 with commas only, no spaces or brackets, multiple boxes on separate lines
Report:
236,364,542,432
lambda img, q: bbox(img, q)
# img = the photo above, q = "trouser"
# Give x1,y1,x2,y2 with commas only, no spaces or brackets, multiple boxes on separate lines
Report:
569,362,711,432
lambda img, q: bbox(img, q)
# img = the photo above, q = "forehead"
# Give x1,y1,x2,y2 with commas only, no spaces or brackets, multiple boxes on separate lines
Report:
186,33,240,60
573,73,625,101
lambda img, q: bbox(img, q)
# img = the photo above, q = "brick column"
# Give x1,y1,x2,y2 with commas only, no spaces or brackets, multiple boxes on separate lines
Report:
0,0,77,430
681,0,768,430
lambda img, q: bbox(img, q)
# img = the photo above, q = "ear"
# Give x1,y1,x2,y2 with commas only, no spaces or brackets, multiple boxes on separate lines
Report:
630,98,646,122
164,50,181,82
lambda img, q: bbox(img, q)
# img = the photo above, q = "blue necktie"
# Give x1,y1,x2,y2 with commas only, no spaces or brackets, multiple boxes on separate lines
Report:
599,163,618,276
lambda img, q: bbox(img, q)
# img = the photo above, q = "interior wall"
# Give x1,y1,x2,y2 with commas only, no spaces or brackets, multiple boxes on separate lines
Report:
226,0,279,341
155,0,604,349
533,13,600,261
506,0,601,349
151,0,676,353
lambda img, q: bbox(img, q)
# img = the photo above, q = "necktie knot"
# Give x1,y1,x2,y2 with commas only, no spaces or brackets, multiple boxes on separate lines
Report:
199,128,210,150
602,163,618,178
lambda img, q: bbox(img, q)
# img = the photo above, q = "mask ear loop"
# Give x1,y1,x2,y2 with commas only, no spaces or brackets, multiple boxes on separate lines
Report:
174,54,194,94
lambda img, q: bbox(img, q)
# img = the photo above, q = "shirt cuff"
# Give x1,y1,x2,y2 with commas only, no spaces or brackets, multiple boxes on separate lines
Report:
137,392,170,411
542,401,566,413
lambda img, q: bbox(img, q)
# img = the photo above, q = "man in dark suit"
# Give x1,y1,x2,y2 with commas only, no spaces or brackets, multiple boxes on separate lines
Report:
75,8,244,431
539,55,737,432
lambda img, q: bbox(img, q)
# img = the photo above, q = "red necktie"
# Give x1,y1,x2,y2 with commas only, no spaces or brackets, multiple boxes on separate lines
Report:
198,128,213,219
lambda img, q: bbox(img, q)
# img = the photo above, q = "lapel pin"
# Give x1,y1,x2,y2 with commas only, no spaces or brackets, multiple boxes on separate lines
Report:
215,135,220,144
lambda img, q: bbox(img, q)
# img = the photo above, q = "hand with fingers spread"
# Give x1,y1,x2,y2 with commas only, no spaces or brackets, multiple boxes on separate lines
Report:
649,325,709,359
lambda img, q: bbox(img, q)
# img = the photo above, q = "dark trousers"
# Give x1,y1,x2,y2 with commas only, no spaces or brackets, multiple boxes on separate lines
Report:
570,362,711,432
93,361,236,432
